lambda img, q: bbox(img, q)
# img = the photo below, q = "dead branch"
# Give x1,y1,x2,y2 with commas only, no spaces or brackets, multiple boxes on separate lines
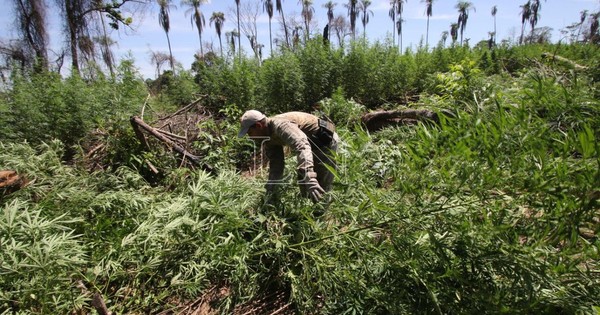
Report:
130,117,150,150
140,93,151,118
156,96,208,124
76,281,112,315
130,116,214,174
146,160,159,174
91,293,111,315
156,129,187,142
85,143,105,159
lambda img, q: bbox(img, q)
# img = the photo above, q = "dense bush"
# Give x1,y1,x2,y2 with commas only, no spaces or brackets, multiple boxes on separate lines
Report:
1,42,599,314
259,51,306,113
0,59,146,155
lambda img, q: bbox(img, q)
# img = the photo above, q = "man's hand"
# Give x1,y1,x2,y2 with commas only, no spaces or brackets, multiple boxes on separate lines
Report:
300,171,325,203
306,177,325,202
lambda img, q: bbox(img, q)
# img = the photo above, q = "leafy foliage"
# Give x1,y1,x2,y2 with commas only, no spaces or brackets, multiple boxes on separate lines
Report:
1,42,599,314
0,59,146,156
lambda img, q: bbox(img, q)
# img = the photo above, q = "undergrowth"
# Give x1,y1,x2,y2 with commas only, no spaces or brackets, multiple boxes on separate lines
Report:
1,43,599,314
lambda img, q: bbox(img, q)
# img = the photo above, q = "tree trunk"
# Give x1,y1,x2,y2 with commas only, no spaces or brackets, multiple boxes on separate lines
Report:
361,109,451,132
66,0,80,75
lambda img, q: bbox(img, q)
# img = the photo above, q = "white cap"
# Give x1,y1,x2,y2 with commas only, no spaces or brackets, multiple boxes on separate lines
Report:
238,110,266,138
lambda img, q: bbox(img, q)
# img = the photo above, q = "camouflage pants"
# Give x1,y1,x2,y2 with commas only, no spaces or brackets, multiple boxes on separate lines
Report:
303,132,339,193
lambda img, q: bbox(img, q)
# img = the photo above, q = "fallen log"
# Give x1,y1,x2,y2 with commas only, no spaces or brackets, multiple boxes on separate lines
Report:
130,116,214,174
0,170,29,196
541,52,588,71
361,109,450,132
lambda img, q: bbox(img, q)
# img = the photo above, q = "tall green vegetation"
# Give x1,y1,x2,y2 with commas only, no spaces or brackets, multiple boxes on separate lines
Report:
2,41,600,314
0,58,146,155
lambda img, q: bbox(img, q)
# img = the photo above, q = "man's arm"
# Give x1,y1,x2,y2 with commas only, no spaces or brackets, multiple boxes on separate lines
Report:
271,121,314,175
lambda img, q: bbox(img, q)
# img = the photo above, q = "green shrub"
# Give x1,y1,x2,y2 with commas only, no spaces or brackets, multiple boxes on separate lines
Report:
259,51,305,113
1,42,599,315
317,87,365,128
297,39,342,107
1,59,146,154
150,69,198,106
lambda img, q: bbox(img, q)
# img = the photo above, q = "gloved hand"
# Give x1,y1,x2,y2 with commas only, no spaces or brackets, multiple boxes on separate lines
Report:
299,171,325,203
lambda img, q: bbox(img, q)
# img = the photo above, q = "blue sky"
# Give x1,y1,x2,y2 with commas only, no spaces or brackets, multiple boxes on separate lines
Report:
1,0,599,78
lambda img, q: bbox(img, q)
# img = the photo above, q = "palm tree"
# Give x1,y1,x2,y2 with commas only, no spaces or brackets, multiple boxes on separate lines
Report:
491,5,497,46
450,22,459,44
456,1,475,45
358,0,373,40
389,0,407,48
300,0,315,42
528,0,542,43
389,0,398,46
210,11,225,57
519,1,531,45
262,0,274,54
487,31,495,49
96,9,116,77
440,30,448,47
422,0,433,46
397,17,405,52
345,0,358,40
57,0,88,75
323,1,336,42
226,30,239,54
182,0,207,56
234,0,241,60
53,0,134,76
158,0,175,71
150,51,172,77
292,25,302,48
275,0,290,47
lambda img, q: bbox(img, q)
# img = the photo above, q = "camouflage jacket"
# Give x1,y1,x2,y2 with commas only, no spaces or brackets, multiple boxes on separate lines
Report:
263,112,323,183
